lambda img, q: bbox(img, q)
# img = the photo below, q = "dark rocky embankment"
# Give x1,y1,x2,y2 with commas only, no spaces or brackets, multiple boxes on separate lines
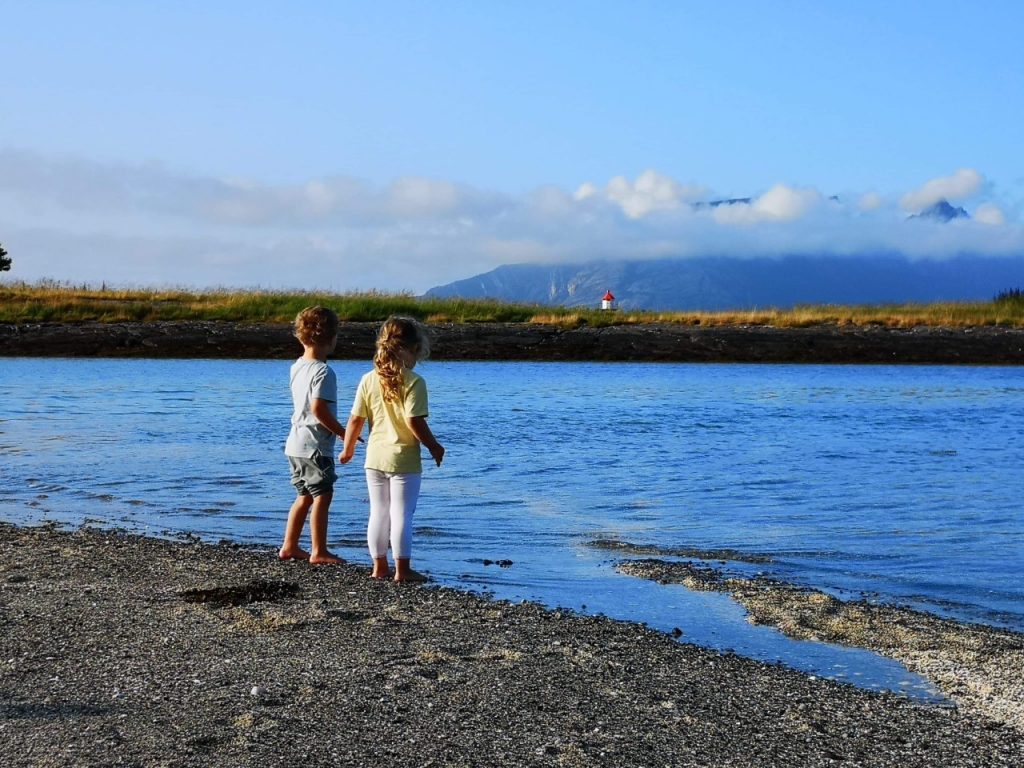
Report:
3,320,1024,363
2,523,1022,767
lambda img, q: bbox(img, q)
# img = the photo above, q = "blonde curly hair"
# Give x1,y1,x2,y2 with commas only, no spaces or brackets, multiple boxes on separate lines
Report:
293,306,339,347
374,316,430,402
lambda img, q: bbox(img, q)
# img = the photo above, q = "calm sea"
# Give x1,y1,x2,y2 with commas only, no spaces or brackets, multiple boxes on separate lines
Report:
2,358,1022,700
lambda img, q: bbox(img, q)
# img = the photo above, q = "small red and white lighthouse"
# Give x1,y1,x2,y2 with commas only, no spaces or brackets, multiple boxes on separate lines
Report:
601,289,617,311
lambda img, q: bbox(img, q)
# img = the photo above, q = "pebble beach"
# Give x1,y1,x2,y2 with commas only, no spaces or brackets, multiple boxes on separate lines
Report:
2,523,1021,767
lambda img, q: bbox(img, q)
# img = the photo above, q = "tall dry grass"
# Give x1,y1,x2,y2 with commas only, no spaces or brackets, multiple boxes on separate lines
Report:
2,280,1023,328
0,282,546,324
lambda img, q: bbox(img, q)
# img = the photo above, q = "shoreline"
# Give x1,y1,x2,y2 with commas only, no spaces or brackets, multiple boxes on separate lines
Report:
590,540,1024,733
2,522,1022,766
4,320,1024,363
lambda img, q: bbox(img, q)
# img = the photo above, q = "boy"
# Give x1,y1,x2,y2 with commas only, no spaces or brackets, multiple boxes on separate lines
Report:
280,306,347,564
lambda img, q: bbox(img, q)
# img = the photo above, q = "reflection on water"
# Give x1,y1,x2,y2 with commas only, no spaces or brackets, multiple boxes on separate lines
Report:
2,358,1023,700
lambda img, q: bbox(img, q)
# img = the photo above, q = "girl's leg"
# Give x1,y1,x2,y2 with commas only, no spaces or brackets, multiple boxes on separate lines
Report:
365,469,392,578
389,473,423,582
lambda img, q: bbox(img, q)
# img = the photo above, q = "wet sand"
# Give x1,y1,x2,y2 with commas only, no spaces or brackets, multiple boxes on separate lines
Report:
590,540,1024,734
1,523,1022,767
3,320,1024,363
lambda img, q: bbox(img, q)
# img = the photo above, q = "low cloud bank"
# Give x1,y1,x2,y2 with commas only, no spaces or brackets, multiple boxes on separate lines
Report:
0,149,1020,293
900,169,983,212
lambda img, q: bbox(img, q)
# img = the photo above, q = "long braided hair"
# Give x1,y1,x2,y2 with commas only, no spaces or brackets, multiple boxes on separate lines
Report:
374,316,430,403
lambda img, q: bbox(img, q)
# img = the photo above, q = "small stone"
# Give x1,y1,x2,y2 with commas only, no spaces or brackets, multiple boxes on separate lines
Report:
250,686,265,698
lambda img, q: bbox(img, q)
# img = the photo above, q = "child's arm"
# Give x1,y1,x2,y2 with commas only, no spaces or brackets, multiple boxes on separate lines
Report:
339,415,366,464
407,416,444,467
311,398,347,441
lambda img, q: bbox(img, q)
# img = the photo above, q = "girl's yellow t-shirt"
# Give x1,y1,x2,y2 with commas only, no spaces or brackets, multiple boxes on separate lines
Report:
351,368,429,474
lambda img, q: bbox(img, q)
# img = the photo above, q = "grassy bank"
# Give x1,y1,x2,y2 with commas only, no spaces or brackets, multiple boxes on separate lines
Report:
2,280,1024,328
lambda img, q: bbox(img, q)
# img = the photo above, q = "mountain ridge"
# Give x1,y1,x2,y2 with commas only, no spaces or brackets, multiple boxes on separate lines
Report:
909,199,970,222
426,254,1024,311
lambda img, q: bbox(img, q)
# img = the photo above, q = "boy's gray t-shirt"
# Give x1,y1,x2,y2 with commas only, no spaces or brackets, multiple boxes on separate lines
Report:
285,359,338,458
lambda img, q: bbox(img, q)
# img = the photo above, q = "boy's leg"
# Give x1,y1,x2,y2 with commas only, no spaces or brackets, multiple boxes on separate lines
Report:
366,470,392,578
390,473,426,583
309,491,342,565
279,494,313,560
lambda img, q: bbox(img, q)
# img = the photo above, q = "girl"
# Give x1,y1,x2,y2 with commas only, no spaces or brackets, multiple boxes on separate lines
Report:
339,316,444,582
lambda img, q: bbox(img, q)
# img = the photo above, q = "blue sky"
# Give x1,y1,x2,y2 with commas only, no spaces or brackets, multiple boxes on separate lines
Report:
2,1,1023,292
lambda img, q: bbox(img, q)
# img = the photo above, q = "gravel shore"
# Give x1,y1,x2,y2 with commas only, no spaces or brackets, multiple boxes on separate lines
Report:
2,523,1022,767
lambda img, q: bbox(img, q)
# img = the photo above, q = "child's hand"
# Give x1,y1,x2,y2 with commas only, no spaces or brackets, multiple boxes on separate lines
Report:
429,442,445,467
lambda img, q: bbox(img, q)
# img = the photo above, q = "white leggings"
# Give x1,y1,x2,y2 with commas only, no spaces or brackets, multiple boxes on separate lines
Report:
366,469,422,559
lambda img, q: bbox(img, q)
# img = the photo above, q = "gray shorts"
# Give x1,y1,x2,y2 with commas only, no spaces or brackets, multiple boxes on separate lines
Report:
288,454,338,498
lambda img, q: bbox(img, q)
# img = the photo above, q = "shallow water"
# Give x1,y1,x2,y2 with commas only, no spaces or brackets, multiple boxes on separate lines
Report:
3,358,1023,700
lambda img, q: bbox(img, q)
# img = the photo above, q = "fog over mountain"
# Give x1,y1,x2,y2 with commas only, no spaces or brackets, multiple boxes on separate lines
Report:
3,154,1022,295
420,171,1024,307
419,171,1024,311
425,254,1024,311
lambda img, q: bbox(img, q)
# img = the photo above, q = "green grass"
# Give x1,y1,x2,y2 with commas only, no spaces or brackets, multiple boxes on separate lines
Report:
2,280,1024,328
0,282,549,324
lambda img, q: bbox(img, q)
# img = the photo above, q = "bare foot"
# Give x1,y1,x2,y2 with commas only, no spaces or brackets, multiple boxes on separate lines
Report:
394,568,428,583
370,556,390,579
309,552,343,565
278,547,310,561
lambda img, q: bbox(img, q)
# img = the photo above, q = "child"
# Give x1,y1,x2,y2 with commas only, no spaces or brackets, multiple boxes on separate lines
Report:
339,316,444,582
280,306,347,565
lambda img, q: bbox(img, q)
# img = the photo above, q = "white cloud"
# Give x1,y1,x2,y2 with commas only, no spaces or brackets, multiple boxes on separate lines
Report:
386,177,461,217
573,182,598,201
303,180,338,216
0,148,507,228
975,203,1006,226
1,150,1021,293
527,186,576,217
753,184,822,221
901,168,983,212
711,185,822,225
858,192,884,211
480,238,555,263
578,170,707,219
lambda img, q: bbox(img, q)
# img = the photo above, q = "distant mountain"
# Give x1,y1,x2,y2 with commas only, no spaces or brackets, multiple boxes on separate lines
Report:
693,197,752,209
909,199,970,222
425,254,1024,311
